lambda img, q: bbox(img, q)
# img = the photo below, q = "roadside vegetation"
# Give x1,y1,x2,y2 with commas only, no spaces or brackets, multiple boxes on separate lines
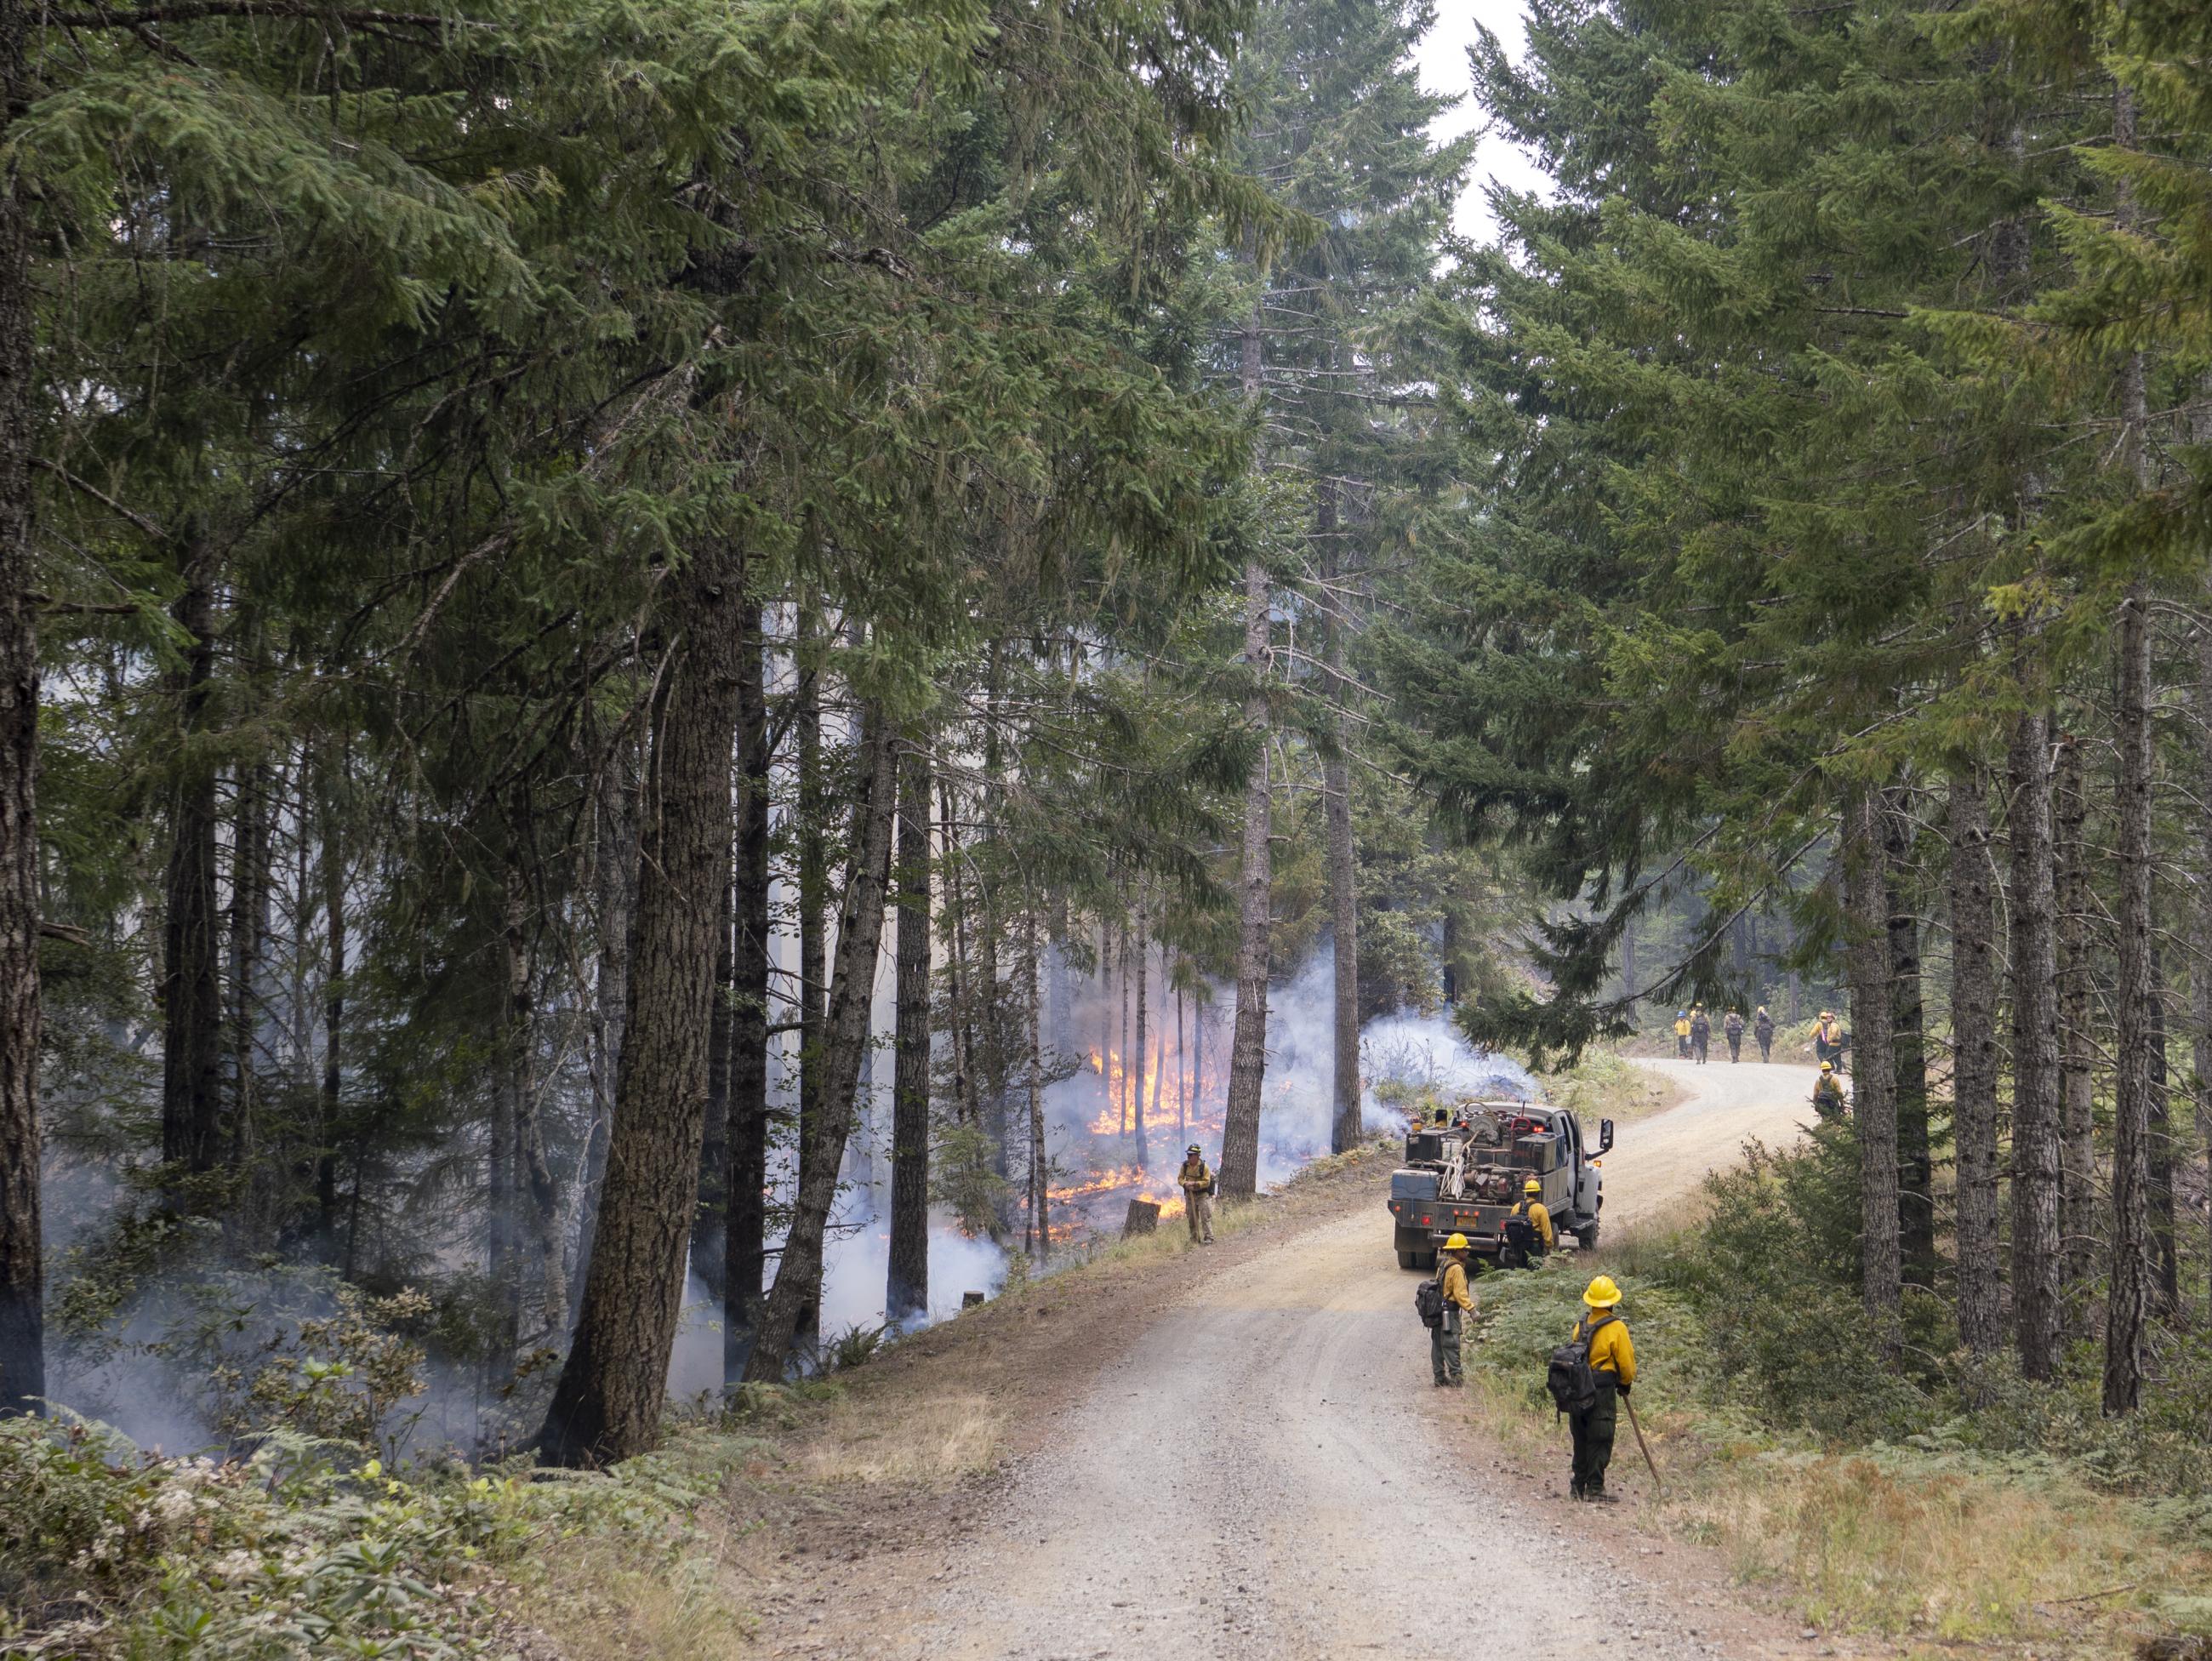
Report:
1462,1127,2212,1657
0,1140,1395,1657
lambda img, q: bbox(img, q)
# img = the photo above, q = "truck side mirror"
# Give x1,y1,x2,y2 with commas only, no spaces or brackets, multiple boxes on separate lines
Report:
1597,1118,1615,1156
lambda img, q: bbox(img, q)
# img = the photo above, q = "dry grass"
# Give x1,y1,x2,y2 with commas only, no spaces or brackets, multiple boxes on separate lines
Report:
530,1519,757,1661
788,1386,1004,1485
1673,1448,2211,1651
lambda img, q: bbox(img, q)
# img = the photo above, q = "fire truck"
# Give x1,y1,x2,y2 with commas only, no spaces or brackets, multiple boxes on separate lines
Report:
1385,1099,1612,1269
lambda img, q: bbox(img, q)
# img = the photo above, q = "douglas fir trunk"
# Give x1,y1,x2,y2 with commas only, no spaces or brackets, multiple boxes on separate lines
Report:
722,624,772,1379
1844,790,1900,1331
887,739,932,1325
2007,702,2064,1380
538,545,748,1466
2053,731,2097,1290
744,716,898,1382
1219,554,1273,1202
2105,579,2156,1413
0,0,41,1411
1947,771,2003,1356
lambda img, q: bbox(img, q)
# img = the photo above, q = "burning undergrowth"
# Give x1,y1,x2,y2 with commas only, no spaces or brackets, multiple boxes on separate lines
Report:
1029,948,1535,1247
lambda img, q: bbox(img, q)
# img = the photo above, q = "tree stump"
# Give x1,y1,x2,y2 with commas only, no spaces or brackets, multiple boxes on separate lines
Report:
1123,1199,1160,1236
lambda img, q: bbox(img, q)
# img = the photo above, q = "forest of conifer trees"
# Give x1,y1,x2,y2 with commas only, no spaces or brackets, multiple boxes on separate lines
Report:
2,0,2211,1643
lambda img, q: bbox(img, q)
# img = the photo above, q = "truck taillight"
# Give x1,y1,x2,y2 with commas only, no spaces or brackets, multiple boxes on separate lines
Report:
1421,1215,1431,1225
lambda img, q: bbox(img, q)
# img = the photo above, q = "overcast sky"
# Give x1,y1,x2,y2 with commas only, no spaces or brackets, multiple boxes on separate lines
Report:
1414,0,1552,243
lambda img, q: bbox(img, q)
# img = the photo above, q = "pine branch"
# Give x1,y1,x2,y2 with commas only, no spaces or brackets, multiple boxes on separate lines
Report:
52,0,456,27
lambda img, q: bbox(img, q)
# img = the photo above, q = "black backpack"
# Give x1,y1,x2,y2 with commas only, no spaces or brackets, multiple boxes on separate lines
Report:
1415,1265,1448,1328
1502,1213,1536,1253
1545,1313,1617,1414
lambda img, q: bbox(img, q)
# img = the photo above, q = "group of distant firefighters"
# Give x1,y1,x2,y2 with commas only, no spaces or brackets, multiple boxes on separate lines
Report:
1670,1002,1772,1064
1673,1004,1850,1120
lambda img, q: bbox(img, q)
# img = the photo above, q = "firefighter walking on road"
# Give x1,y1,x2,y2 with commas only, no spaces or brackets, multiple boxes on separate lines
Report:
1432,1233,1476,1387
1753,1005,1775,1062
1723,1007,1744,1062
1673,1010,1691,1057
1177,1144,1217,1244
1814,1010,1844,1070
1566,1276,1634,1502
1689,1006,1711,1065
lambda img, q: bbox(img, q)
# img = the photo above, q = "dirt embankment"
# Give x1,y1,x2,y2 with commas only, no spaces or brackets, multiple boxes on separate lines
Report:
739,1061,1827,1661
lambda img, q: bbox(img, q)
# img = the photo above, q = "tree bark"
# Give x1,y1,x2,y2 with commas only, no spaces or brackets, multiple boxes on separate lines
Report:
2147,944,2177,1312
1024,909,1048,1261
538,544,748,1467
1324,488,1360,1155
316,747,345,1244
0,0,43,1408
722,619,771,1381
743,714,898,1383
1220,560,1273,1201
1882,792,1931,1278
161,561,223,1177
1948,769,2003,1356
2197,614,2212,1327
1220,291,1270,1202
940,775,978,1128
887,737,932,1325
693,827,733,1303
2053,729,2098,1291
796,618,827,1183
1843,790,1900,1333
571,734,636,1321
2008,700,2063,1380
1132,901,1149,1171
226,753,271,1183
486,864,526,1398
2106,576,2156,1414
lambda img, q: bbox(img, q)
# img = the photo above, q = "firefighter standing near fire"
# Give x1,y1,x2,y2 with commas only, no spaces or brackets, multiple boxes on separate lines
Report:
1568,1276,1634,1502
1177,1144,1217,1244
1432,1233,1476,1386
1502,1178,1554,1269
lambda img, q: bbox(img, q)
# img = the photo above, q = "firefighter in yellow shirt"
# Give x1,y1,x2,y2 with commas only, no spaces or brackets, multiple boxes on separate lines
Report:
1672,1011,1691,1057
1502,1178,1553,1269
1431,1233,1476,1387
1569,1276,1635,1502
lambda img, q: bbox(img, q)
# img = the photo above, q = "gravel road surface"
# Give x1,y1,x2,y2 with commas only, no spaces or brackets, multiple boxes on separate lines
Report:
858,1058,1819,1661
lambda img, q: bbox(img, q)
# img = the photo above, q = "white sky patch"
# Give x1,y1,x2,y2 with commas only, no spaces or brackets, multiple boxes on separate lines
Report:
1417,0,1554,243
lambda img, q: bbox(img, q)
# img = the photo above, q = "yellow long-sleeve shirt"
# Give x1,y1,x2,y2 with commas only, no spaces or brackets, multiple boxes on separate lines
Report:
1439,1258,1475,1314
1511,1198,1555,1249
1576,1312,1635,1385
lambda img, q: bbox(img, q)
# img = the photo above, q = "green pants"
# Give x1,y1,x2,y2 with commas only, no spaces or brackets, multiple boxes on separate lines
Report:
1569,1375,1617,1493
1431,1310,1463,1384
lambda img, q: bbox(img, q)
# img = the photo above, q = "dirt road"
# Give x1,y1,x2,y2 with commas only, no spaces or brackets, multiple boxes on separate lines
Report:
774,1059,1819,1661
1602,1057,1817,1227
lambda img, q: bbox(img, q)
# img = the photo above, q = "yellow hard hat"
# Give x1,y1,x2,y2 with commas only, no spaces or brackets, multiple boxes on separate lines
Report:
1583,1275,1622,1309
1524,1179,1541,1194
1820,1061,1834,1073
1443,1232,1470,1252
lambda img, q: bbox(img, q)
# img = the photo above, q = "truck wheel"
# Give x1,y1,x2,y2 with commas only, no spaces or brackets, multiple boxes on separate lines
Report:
1575,1224,1599,1252
1397,1250,1417,1270
1417,1250,1438,1271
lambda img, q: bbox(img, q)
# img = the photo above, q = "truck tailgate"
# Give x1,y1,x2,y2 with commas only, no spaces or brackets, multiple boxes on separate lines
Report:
1388,1197,1504,1240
